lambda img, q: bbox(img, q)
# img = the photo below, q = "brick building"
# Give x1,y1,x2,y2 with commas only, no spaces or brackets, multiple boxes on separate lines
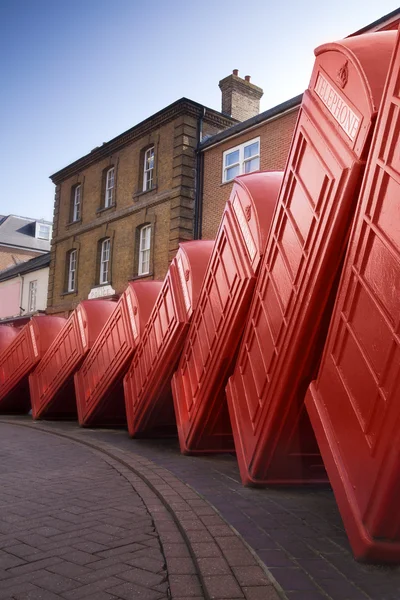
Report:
47,99,237,316
198,91,301,239
47,7,400,316
0,215,52,272
197,7,400,239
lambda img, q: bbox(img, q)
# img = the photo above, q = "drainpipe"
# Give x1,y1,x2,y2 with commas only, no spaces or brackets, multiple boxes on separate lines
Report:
194,108,206,240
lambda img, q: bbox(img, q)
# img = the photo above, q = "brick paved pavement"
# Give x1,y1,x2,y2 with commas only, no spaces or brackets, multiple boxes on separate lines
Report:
7,419,399,600
0,425,182,599
0,421,281,600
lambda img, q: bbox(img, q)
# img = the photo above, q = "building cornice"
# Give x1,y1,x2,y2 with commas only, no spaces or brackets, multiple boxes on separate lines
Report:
0,242,48,254
50,99,236,184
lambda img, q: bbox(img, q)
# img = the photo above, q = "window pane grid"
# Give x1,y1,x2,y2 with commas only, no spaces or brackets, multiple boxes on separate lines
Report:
73,185,81,221
138,225,151,275
105,168,115,208
143,147,154,191
222,138,260,182
68,250,77,292
28,280,37,313
37,224,51,240
100,239,111,284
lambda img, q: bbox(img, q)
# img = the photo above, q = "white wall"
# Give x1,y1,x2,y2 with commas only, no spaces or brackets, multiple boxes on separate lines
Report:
0,279,21,318
0,266,49,320
21,267,49,314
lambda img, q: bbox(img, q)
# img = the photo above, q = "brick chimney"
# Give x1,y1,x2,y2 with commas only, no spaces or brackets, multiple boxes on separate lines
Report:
219,70,263,121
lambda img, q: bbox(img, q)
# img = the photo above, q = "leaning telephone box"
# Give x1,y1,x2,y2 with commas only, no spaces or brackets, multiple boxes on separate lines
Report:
306,31,400,562
0,326,19,355
172,172,282,454
75,281,162,427
124,240,214,438
226,31,396,486
30,300,116,420
0,316,66,413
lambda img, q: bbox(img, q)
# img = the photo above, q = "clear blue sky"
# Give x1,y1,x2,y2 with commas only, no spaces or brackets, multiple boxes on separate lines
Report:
0,0,398,222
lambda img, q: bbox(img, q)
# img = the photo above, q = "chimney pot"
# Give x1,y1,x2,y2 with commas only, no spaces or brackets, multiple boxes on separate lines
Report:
233,69,239,76
245,75,251,82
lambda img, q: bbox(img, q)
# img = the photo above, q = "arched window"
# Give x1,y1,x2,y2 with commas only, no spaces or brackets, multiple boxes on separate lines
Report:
99,238,111,284
66,249,77,292
138,225,151,276
104,167,115,208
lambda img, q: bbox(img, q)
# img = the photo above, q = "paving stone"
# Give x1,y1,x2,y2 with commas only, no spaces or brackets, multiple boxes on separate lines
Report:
269,567,324,592
254,549,294,568
243,586,281,600
165,557,196,574
118,566,166,587
61,577,125,599
190,542,223,558
106,580,166,599
232,566,272,587
0,425,172,600
285,592,329,600
203,574,244,598
162,543,191,558
0,583,39,599
168,574,203,597
197,557,232,576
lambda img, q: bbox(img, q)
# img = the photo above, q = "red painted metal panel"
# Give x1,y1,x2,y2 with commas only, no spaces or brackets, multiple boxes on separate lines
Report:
0,326,19,355
305,30,400,562
0,316,66,413
226,31,396,486
172,172,283,454
30,299,116,420
124,240,214,438
75,281,162,427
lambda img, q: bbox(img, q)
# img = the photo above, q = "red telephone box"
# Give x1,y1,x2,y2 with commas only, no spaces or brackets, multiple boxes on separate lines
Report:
306,30,400,562
124,240,214,438
0,316,66,413
0,326,19,355
226,31,396,485
75,281,161,427
30,299,116,420
172,172,282,454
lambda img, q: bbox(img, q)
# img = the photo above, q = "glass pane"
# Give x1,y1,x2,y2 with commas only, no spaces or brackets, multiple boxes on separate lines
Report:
225,150,239,167
244,157,260,173
107,168,114,189
145,227,151,249
244,141,259,159
225,165,240,181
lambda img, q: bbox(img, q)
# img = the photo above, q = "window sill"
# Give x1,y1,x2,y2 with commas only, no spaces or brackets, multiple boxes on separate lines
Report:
133,186,157,200
66,219,82,227
91,282,112,289
96,204,116,216
129,272,154,281
61,290,78,297
220,179,235,187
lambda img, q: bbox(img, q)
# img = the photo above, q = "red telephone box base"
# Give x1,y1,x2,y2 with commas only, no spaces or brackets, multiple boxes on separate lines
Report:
306,384,400,563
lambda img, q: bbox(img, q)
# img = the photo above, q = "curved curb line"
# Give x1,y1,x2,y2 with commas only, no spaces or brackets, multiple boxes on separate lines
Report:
0,418,286,600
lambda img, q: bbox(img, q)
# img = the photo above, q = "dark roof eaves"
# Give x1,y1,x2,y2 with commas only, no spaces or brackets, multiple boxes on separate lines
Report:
0,242,49,253
348,7,400,36
50,98,237,184
0,253,51,281
199,93,303,150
